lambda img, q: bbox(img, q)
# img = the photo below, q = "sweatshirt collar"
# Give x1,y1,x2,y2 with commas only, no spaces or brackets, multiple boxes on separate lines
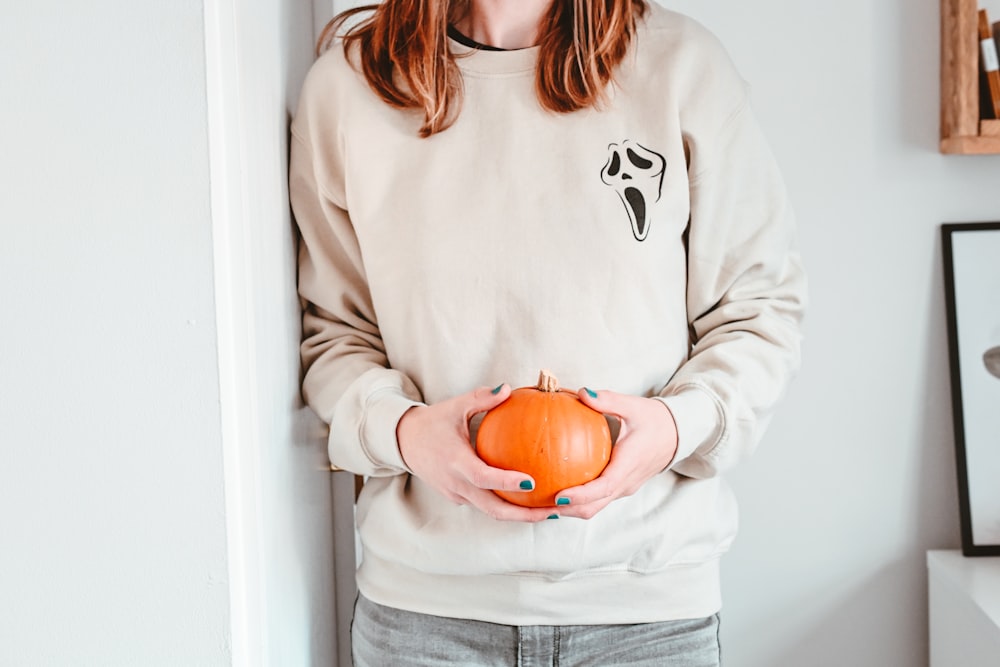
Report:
448,38,538,76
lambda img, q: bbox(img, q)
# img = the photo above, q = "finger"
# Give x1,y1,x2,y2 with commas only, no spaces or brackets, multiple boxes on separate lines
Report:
463,487,563,523
554,473,617,511
577,386,630,419
548,495,616,521
460,383,513,419
459,456,535,494
551,444,641,508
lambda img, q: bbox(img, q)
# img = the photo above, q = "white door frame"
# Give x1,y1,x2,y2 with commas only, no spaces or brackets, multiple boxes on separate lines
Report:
204,0,354,664
204,0,267,662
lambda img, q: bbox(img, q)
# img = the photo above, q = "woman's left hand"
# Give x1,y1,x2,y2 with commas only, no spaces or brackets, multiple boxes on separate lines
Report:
554,389,679,520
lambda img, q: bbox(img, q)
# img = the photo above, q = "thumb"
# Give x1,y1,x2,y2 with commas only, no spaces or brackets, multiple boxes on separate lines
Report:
463,383,513,417
577,386,629,418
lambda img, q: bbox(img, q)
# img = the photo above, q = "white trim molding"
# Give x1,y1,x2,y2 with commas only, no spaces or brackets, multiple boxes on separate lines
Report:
204,0,267,663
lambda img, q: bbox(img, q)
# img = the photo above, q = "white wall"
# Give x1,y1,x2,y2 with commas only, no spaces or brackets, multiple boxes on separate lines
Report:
0,0,337,665
662,0,1000,665
0,2,231,664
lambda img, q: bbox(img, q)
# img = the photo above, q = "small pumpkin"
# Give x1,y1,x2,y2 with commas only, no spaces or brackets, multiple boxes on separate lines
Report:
476,370,612,507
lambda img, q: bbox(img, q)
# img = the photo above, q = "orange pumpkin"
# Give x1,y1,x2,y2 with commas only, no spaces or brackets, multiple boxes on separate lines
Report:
476,370,612,507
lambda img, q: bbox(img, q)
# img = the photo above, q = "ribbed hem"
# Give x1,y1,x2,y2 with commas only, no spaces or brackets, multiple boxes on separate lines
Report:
357,554,722,626
655,386,723,467
360,389,423,473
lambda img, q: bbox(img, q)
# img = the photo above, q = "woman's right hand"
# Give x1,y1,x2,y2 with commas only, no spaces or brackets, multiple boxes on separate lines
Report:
396,384,558,522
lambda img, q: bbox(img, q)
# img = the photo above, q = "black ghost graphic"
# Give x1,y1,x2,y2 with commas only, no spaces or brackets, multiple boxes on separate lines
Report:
601,141,666,242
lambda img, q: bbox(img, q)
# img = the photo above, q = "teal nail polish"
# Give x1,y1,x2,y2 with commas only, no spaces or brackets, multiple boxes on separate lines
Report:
556,497,570,506
547,514,559,520
584,387,598,399
519,480,534,491
491,384,504,395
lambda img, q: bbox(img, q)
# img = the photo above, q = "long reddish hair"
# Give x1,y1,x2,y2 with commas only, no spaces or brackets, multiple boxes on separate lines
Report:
317,0,648,137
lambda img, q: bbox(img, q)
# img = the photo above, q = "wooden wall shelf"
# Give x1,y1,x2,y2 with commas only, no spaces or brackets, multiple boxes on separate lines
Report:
941,0,1000,154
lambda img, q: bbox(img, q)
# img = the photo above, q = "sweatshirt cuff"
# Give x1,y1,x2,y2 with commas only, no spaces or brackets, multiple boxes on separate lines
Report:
654,386,723,468
359,389,423,474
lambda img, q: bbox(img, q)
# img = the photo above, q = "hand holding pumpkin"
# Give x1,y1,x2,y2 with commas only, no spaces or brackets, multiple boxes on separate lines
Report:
552,389,679,520
476,370,613,508
396,384,559,523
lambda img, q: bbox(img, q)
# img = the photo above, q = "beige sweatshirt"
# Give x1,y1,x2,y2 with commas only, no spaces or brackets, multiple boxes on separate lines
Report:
289,4,806,625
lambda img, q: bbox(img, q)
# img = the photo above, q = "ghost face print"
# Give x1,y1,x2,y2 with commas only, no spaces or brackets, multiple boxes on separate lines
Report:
601,141,666,242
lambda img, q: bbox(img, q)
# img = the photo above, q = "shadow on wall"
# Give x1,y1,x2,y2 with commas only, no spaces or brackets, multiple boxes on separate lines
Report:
770,558,929,667
913,226,964,561
773,230,961,667
724,225,963,667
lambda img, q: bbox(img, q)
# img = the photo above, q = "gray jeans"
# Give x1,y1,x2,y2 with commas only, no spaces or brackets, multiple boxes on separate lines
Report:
352,594,722,667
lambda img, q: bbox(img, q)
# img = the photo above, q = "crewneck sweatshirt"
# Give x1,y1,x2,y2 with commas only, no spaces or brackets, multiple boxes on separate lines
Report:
289,3,806,625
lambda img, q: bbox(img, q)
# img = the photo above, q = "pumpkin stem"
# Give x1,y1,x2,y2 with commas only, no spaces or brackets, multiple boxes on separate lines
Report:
536,369,559,392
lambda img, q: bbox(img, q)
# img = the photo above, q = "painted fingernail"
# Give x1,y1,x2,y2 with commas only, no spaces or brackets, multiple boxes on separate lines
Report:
556,497,570,506
491,384,504,395
584,387,598,398
547,514,559,520
519,480,534,490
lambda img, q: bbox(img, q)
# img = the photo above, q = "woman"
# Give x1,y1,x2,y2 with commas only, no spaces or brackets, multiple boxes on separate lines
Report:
289,0,806,664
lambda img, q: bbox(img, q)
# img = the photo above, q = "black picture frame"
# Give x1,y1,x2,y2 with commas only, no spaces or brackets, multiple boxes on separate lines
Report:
942,221,1000,557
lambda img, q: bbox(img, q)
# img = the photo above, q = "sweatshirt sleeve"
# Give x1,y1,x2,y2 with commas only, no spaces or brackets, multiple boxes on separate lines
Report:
289,69,423,477
654,88,807,479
